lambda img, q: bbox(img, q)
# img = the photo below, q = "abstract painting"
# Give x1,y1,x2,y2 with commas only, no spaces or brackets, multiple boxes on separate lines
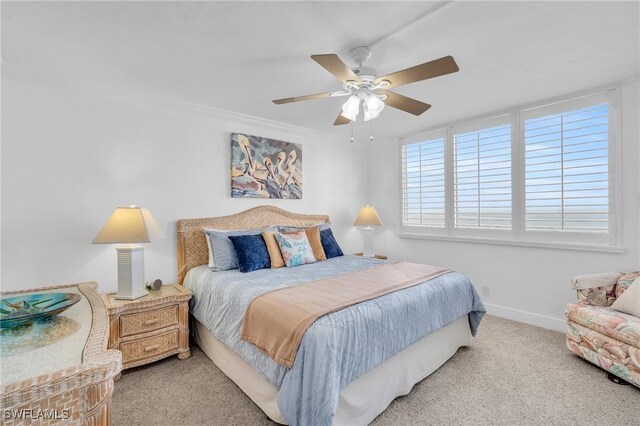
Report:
231,133,302,199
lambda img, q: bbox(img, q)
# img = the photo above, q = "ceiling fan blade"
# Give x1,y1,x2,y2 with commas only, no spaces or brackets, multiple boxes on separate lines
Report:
334,112,351,126
311,54,361,84
381,90,431,116
273,92,335,105
375,56,459,89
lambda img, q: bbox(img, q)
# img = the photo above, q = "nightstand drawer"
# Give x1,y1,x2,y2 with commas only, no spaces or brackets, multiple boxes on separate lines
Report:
119,330,179,364
120,305,178,337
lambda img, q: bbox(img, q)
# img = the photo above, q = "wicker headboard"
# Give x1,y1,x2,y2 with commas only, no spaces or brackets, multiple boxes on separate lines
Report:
176,206,330,284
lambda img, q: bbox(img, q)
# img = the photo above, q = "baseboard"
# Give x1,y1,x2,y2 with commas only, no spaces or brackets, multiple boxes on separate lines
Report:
483,303,565,332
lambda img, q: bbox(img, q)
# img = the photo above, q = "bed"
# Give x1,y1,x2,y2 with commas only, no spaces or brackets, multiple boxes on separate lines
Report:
177,206,485,425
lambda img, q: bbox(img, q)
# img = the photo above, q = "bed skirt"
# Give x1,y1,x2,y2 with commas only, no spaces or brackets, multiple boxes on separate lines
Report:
193,315,474,425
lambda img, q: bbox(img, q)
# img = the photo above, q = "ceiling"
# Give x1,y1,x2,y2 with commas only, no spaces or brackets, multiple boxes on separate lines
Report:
2,1,639,140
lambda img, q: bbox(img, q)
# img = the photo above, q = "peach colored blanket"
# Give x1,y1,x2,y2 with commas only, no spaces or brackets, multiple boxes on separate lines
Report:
241,262,451,368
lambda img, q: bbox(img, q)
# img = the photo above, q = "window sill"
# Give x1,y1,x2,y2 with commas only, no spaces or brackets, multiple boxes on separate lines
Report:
398,232,625,254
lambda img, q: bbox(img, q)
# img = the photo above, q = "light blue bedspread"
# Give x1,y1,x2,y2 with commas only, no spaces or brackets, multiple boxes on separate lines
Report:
184,255,485,426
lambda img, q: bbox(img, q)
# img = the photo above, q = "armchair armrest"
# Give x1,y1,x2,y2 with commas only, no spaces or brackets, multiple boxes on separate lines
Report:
571,272,622,307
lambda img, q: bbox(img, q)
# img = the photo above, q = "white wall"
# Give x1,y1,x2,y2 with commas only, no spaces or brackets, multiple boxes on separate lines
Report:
367,81,640,331
1,64,368,292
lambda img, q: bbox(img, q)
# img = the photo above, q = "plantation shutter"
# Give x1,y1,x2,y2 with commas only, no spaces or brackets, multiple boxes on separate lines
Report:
401,136,446,227
524,103,609,232
453,123,512,229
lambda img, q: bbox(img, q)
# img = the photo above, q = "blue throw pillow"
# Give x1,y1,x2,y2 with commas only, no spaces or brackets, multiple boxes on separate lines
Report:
204,227,274,271
228,234,271,273
320,228,344,259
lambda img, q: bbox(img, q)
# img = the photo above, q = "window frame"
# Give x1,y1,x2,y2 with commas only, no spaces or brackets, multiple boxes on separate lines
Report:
399,87,622,252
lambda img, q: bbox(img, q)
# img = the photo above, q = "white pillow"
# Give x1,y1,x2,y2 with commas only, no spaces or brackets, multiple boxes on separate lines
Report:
611,278,640,317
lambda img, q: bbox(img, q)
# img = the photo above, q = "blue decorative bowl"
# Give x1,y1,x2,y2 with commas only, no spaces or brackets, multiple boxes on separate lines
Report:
0,293,81,329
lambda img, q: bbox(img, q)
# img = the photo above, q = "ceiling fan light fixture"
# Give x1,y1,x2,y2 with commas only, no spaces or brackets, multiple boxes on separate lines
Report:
363,106,380,122
341,95,360,121
363,94,385,121
365,94,385,113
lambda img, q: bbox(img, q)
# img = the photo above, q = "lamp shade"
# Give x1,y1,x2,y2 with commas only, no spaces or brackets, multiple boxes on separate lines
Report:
93,206,165,244
340,95,360,121
353,205,383,227
363,94,385,121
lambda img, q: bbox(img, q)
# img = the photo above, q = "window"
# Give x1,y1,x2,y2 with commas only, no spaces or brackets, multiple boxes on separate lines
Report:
401,134,446,227
523,103,609,232
453,121,512,229
400,90,618,249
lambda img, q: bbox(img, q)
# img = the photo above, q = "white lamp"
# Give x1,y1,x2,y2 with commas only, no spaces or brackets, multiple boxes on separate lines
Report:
354,205,383,258
93,206,165,300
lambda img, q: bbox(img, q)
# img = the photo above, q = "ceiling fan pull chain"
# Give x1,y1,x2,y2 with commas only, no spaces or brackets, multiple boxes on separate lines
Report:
350,121,354,143
370,119,374,142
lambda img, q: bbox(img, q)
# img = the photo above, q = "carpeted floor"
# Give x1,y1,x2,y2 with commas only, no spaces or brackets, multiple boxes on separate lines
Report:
112,315,639,425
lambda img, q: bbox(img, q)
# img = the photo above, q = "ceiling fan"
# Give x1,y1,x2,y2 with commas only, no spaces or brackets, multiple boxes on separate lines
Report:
272,46,459,125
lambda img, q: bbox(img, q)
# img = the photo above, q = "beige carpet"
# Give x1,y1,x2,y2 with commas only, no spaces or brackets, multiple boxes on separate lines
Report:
112,315,639,425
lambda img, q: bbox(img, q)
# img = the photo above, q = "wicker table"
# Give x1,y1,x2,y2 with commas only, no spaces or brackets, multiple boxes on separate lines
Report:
0,282,122,425
101,284,192,371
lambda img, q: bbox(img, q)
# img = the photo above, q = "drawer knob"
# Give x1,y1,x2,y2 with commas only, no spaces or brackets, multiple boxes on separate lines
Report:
144,318,160,326
144,344,160,352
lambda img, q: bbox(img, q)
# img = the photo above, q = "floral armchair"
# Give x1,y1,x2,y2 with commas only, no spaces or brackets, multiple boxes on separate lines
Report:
565,272,640,387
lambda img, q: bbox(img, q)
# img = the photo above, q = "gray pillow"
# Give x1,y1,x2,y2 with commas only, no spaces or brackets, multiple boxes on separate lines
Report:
277,223,331,233
204,227,274,271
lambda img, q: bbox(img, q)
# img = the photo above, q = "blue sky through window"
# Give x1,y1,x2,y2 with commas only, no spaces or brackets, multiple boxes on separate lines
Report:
402,137,445,227
454,124,512,228
524,103,609,231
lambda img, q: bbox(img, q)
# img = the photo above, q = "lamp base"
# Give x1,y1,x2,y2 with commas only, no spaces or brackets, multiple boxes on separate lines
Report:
114,290,149,300
362,226,375,258
114,245,149,300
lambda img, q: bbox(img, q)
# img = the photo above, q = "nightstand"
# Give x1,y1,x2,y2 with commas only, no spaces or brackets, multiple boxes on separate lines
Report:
101,284,192,371
354,253,388,260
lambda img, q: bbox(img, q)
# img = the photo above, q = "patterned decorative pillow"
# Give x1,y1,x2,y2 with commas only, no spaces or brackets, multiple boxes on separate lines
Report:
280,226,326,261
274,231,316,268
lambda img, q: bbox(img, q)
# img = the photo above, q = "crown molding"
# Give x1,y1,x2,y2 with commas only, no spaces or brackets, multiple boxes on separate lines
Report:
2,61,349,144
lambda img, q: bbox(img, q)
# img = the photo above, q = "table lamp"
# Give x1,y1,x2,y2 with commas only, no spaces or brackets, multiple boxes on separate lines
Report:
354,204,383,258
93,206,165,300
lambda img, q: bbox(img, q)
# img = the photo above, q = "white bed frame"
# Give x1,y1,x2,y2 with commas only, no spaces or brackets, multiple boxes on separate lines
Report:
177,206,474,425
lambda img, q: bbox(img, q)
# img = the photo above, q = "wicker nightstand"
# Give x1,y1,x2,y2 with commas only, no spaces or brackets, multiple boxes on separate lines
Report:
101,284,192,370
354,253,388,260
